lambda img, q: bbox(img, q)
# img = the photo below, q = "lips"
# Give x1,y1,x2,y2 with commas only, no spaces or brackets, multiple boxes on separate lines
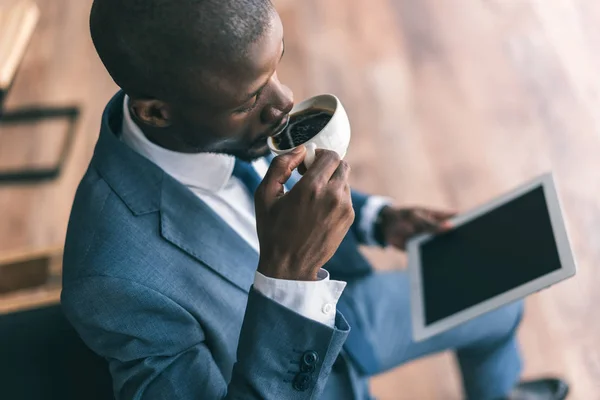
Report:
270,116,290,138
250,117,290,148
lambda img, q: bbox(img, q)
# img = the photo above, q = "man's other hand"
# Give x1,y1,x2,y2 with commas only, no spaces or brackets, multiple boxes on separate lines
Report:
377,206,457,250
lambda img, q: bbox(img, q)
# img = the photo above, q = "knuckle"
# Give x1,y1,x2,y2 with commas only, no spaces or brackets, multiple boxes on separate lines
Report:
344,204,355,223
330,190,349,211
307,183,320,200
329,192,343,207
272,156,288,169
343,195,353,211
341,194,354,212
271,155,295,177
319,149,340,163
340,162,351,180
348,207,356,222
327,151,342,163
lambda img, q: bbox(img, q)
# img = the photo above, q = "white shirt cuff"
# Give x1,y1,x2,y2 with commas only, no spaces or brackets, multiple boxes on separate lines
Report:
359,196,393,245
253,269,346,328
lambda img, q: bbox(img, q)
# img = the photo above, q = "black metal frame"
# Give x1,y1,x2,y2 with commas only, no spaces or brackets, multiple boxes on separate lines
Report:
0,104,81,184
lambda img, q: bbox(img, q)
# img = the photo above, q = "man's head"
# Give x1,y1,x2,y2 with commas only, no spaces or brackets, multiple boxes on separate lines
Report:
90,0,293,160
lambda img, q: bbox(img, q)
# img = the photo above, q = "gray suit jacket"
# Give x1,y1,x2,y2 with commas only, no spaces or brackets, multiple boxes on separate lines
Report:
62,92,377,399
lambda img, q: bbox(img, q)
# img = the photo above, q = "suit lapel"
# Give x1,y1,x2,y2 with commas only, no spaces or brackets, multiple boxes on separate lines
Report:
95,91,259,293
160,174,259,293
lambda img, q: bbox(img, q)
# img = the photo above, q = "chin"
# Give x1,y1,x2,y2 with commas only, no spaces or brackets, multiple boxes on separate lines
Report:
231,142,271,162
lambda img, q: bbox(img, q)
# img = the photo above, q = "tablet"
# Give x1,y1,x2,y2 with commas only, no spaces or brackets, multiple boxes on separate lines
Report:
407,173,576,342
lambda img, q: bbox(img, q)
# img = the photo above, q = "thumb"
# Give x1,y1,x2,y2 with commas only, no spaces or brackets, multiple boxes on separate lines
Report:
256,146,306,208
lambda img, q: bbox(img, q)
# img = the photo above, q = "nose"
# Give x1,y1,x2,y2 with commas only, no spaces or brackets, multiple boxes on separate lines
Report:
261,80,294,125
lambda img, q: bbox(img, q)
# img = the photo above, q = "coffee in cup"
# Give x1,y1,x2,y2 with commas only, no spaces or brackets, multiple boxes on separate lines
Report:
272,108,333,150
268,94,351,168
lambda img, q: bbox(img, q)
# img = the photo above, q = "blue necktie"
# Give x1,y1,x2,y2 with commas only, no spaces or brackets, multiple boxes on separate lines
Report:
232,158,262,195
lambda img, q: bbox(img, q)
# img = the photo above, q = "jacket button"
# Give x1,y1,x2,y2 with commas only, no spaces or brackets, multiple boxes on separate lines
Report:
302,351,319,366
293,373,312,391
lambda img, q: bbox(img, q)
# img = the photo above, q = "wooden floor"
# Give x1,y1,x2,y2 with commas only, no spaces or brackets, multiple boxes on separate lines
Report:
1,0,599,398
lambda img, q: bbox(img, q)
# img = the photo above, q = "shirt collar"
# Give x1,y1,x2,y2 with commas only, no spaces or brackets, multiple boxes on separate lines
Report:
120,95,235,193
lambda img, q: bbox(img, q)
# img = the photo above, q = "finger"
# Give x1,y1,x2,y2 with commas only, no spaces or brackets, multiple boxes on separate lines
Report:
329,160,351,184
331,163,352,203
410,209,440,233
299,150,342,188
257,146,306,207
415,218,439,233
335,183,353,208
411,208,456,228
430,209,458,220
425,209,457,231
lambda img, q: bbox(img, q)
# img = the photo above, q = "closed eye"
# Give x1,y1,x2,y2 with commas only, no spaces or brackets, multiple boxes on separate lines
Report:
234,40,284,114
235,88,264,113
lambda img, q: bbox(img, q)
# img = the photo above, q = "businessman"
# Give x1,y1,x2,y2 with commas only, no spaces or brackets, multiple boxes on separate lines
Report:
62,0,568,398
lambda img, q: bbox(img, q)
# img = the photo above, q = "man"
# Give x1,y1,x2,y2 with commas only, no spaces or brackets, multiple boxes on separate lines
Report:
62,0,568,399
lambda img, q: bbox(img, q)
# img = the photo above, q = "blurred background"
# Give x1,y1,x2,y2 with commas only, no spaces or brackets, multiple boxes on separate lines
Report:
0,0,599,398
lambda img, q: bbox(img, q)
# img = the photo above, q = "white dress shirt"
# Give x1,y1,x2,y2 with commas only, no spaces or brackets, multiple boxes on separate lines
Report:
120,96,390,328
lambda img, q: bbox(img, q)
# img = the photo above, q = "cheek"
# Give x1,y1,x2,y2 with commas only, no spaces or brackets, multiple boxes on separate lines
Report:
227,113,257,137
200,114,258,149
174,104,262,150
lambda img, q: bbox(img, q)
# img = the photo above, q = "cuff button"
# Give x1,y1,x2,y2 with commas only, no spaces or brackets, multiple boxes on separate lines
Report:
292,373,312,391
302,350,319,366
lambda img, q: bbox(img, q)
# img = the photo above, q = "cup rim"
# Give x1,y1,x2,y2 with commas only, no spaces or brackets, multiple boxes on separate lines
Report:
291,93,340,114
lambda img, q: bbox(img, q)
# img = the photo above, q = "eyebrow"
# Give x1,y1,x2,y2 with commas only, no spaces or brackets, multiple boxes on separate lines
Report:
239,39,286,104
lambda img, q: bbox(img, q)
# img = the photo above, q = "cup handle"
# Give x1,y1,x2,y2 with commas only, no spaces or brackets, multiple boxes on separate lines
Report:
303,143,317,169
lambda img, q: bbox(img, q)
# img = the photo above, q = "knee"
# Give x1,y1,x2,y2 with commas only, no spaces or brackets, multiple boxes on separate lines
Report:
492,300,525,342
458,300,525,355
508,300,525,333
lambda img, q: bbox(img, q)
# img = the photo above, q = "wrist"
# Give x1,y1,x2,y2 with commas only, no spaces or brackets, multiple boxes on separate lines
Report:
374,206,393,247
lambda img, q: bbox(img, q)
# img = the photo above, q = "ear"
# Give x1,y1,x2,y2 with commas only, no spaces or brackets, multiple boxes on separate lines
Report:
129,98,172,128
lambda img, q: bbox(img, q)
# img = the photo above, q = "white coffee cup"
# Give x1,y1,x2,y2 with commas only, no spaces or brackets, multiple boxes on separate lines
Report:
267,94,351,168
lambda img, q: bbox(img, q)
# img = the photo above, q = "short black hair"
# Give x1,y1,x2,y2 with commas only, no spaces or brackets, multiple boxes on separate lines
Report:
90,0,275,99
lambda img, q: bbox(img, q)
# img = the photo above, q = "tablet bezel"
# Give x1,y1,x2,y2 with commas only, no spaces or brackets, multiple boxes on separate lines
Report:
407,173,576,342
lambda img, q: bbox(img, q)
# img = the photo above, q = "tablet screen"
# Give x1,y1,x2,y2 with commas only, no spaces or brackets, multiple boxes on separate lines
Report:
421,185,562,326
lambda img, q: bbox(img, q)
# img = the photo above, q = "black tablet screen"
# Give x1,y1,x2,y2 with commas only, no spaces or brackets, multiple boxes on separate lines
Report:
421,186,562,326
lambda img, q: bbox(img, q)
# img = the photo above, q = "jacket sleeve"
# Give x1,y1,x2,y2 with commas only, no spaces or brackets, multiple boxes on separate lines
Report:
351,189,371,244
61,276,349,399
